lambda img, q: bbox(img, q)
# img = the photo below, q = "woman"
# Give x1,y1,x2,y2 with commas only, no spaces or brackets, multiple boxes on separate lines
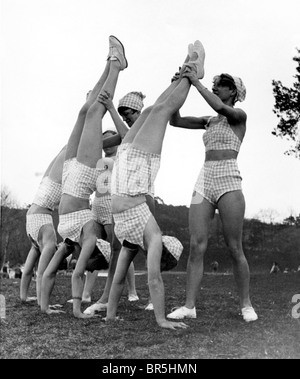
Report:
83,93,150,315
167,68,258,322
80,130,139,311
21,145,66,305
104,40,205,330
40,35,127,318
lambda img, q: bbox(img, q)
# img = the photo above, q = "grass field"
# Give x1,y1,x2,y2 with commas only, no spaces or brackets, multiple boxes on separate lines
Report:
0,271,299,359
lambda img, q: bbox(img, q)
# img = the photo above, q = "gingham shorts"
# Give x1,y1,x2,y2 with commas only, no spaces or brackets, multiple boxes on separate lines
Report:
113,202,152,249
26,213,54,243
111,144,160,197
91,195,112,225
32,177,62,211
194,159,242,206
96,238,111,264
58,209,94,243
62,158,102,199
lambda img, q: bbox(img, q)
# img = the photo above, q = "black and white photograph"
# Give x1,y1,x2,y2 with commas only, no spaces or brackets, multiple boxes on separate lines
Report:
1,0,300,362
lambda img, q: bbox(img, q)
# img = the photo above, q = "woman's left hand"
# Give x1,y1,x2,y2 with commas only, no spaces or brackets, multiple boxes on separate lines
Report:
182,66,199,86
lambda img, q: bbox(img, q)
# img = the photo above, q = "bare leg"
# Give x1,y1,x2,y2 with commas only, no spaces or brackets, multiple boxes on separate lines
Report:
72,221,97,318
65,60,111,162
82,271,98,302
20,244,40,302
218,191,252,309
185,194,215,309
132,77,192,154
122,78,184,145
126,263,138,299
77,60,123,168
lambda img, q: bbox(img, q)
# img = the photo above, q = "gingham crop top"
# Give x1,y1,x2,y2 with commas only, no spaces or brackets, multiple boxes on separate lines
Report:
62,158,103,199
32,176,62,211
203,115,242,152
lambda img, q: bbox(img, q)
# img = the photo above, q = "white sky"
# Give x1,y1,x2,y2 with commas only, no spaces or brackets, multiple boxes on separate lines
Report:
1,0,300,222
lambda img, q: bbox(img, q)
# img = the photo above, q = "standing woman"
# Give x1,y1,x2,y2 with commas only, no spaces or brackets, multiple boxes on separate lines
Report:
21,145,66,305
168,70,258,322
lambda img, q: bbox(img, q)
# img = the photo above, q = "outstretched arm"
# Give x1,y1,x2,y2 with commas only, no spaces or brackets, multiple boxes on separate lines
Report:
98,91,129,138
170,110,208,130
183,69,247,126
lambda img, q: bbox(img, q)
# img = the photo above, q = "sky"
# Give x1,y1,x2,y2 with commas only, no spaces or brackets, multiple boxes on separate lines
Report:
1,0,300,222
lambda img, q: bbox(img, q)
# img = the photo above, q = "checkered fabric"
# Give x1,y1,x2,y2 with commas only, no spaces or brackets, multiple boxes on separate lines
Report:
111,145,160,197
96,164,112,196
203,115,242,152
213,75,246,103
193,159,242,206
26,213,54,243
232,76,246,103
62,159,102,199
91,195,112,225
32,177,62,211
118,91,146,112
113,202,152,249
162,236,184,261
96,238,111,264
58,209,94,243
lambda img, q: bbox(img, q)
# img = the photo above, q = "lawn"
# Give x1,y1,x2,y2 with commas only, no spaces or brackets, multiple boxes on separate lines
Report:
0,271,299,359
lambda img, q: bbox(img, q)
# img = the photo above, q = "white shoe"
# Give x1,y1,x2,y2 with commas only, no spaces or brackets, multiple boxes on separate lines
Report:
145,303,154,311
241,306,258,322
108,35,128,70
83,302,108,315
183,40,205,79
128,294,139,302
188,43,194,58
167,306,196,319
67,297,91,304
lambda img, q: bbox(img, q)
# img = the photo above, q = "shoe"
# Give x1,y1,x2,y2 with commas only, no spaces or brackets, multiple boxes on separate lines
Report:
167,306,196,319
128,294,139,302
145,303,154,311
241,306,258,322
188,43,194,58
107,35,128,70
67,297,91,304
83,302,108,315
183,40,205,79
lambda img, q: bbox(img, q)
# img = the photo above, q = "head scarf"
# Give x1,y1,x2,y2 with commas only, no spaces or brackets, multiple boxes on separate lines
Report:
118,91,146,112
162,236,183,261
213,74,246,103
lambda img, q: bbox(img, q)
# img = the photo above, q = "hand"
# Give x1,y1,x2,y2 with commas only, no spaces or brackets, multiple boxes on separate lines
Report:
158,320,189,330
182,65,199,86
98,90,113,110
171,67,181,82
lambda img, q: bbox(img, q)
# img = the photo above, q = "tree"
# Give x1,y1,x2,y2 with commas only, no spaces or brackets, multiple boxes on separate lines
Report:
272,48,300,159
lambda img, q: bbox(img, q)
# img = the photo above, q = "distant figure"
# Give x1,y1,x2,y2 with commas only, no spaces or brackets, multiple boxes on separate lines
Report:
211,261,219,273
283,268,289,274
270,262,280,274
298,265,300,272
